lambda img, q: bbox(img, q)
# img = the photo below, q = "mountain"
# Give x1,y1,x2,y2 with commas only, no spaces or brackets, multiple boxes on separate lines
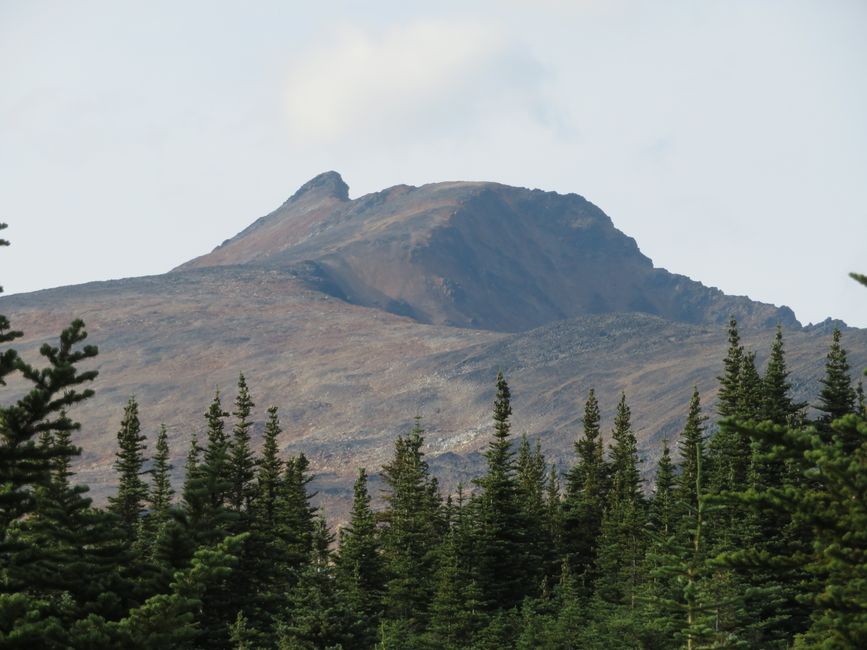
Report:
2,173,862,519
178,171,799,332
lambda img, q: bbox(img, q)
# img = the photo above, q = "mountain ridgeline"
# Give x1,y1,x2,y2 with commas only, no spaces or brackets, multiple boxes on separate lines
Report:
178,171,798,332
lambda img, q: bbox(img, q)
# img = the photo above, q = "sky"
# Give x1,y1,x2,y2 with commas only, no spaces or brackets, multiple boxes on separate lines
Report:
1,0,866,326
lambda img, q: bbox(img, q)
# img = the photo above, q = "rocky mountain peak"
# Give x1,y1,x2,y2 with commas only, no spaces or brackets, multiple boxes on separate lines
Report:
289,171,350,203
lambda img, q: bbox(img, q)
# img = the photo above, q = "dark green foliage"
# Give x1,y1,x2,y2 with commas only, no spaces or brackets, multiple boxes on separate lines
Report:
676,388,707,520
648,440,674,536
117,533,248,649
255,406,283,528
516,434,553,588
594,392,646,608
380,417,442,629
335,468,385,648
737,351,764,420
0,319,98,533
642,406,715,650
856,379,865,418
183,392,234,547
427,484,484,649
473,372,532,611
763,326,806,426
145,424,174,547
717,317,744,419
816,328,857,445
561,388,608,593
108,397,149,541
228,373,256,514
276,518,348,650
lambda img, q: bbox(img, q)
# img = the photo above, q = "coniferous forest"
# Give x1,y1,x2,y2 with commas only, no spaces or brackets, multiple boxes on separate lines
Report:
2,221,866,649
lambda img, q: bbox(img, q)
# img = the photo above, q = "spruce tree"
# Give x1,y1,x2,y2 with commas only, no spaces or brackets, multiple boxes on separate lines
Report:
594,392,646,609
643,415,715,650
190,391,234,546
561,388,608,592
762,326,805,426
816,327,856,445
148,425,174,522
473,371,530,611
717,318,743,419
380,416,442,629
278,452,318,580
648,441,674,537
737,351,764,421
675,388,707,520
228,373,256,514
277,517,348,650
142,424,174,564
335,468,385,648
0,311,100,645
856,379,865,418
427,485,485,649
254,406,283,529
108,397,149,541
544,463,563,580
516,434,552,590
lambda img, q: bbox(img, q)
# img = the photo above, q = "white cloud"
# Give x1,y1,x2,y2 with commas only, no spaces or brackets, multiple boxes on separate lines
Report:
283,19,556,144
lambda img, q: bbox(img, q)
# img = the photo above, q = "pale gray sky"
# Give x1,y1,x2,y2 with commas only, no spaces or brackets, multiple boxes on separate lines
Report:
1,0,866,326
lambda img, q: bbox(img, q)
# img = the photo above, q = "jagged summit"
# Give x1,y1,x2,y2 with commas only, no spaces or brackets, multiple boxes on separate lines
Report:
177,174,799,332
290,170,350,203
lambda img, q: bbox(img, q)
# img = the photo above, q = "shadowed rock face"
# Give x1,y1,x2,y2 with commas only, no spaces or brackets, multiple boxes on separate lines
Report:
178,172,799,332
3,173,852,521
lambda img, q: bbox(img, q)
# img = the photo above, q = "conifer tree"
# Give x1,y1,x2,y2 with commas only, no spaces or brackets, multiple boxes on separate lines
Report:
278,452,318,579
181,432,203,519
643,414,715,650
7,413,131,641
228,373,256,514
516,434,552,590
254,406,282,528
544,463,563,578
108,397,149,541
709,321,753,501
474,371,530,611
737,351,764,421
277,517,348,650
380,416,442,628
117,533,248,649
856,379,866,418
141,424,174,565
0,309,100,645
561,388,608,592
717,318,743,419
816,327,856,445
335,468,385,648
203,391,231,508
649,441,674,537
675,388,707,520
188,391,234,546
594,392,645,608
762,326,805,426
427,485,485,649
148,425,174,522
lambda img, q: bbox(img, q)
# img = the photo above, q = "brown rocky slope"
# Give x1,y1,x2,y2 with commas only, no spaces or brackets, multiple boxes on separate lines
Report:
2,173,863,519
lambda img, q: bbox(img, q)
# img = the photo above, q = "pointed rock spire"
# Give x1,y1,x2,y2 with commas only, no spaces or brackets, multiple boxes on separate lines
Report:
290,171,350,202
